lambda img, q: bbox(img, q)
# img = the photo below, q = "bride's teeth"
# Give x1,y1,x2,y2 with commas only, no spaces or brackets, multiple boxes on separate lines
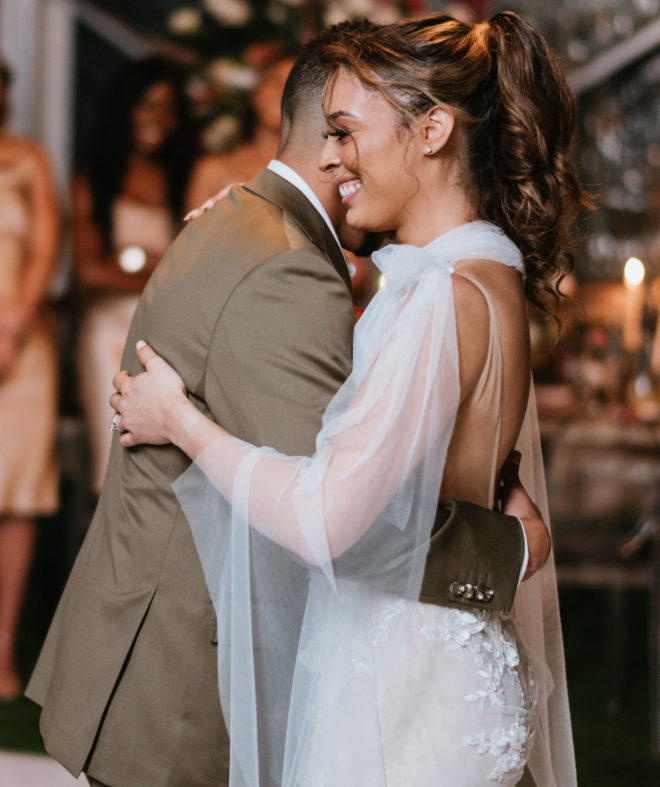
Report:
339,182,361,199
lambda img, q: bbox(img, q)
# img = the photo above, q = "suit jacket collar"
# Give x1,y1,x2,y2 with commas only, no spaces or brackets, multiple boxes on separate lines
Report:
242,169,352,292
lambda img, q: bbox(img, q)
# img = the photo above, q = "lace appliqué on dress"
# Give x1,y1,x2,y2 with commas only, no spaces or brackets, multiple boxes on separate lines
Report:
351,598,408,675
420,607,536,783
465,713,533,783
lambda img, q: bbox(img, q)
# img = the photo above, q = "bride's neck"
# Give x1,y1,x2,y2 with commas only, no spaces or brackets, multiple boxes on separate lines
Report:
396,181,475,247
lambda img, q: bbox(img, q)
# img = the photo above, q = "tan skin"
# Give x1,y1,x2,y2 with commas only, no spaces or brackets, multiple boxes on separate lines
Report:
73,80,179,295
109,70,550,580
0,78,59,698
185,57,296,212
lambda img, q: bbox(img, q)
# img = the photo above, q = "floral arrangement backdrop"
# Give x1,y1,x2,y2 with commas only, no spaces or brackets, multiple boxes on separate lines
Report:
157,1,484,151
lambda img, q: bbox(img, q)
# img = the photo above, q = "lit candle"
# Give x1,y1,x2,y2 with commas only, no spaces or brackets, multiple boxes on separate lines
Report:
622,257,645,353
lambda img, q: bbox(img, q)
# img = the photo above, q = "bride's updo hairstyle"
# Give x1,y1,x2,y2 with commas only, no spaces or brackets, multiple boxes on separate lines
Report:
322,12,589,313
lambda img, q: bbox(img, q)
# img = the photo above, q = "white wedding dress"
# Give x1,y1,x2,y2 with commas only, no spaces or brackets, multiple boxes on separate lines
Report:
289,578,537,786
174,221,575,787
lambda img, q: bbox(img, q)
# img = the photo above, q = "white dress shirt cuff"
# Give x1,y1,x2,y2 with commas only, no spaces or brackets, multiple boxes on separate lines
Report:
517,518,529,587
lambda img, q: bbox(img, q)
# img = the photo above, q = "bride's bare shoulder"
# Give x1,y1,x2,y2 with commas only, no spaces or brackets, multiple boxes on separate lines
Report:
452,270,490,329
451,260,527,398
451,269,490,399
453,259,525,313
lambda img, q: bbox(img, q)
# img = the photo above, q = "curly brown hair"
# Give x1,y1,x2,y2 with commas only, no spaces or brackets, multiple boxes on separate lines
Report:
321,12,591,314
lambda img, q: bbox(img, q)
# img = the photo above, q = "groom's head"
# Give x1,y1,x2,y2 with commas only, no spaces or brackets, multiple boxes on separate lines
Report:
276,21,383,255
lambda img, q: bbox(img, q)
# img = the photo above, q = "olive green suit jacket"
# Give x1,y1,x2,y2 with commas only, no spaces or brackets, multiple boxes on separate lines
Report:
26,169,524,787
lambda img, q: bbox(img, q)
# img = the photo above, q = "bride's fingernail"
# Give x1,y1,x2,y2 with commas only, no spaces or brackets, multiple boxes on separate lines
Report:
136,340,146,350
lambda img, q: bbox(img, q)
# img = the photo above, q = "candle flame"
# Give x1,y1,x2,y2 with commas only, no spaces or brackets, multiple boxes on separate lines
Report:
624,257,645,286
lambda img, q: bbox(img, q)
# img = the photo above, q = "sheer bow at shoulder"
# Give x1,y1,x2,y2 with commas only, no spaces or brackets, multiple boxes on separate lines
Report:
173,221,574,787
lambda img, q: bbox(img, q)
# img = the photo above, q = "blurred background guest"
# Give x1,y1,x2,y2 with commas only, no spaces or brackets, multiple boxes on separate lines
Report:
0,57,59,700
74,57,196,495
186,46,296,209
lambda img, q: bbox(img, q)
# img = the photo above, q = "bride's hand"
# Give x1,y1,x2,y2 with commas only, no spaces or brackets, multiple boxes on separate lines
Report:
109,341,190,448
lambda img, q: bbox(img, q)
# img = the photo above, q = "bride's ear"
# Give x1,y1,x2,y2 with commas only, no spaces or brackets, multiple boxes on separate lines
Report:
420,106,455,156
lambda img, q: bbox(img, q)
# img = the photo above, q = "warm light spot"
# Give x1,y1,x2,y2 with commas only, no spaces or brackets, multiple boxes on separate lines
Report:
624,257,645,286
634,373,652,398
119,246,147,274
378,274,386,290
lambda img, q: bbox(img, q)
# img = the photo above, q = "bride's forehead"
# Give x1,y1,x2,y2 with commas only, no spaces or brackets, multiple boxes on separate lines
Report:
324,70,359,105
324,71,390,115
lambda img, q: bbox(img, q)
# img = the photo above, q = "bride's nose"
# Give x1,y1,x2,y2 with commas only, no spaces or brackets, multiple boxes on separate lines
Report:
318,137,340,173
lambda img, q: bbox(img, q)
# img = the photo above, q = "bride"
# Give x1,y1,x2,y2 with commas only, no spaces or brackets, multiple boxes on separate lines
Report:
109,12,586,787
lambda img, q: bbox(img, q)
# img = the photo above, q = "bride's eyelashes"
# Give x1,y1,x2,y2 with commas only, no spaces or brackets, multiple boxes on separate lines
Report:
323,128,351,144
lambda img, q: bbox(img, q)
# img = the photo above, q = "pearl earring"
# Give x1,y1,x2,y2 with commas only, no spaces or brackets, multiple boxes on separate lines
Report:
424,145,432,155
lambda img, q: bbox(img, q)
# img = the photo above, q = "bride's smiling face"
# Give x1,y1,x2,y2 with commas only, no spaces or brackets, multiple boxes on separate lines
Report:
318,68,424,239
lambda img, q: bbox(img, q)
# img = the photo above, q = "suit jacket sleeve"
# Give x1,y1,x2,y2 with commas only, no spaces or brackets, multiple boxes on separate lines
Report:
420,500,525,613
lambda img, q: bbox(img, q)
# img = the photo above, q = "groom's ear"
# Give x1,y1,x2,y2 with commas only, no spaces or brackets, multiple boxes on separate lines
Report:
420,106,455,155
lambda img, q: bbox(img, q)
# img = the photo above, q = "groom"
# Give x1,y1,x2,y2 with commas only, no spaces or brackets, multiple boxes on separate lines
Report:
27,22,544,787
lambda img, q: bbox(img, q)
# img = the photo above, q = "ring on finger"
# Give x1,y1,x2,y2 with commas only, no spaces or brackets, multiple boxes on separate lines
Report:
108,412,123,432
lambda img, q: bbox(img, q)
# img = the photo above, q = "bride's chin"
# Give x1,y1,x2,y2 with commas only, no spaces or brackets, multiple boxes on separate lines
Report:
346,210,381,235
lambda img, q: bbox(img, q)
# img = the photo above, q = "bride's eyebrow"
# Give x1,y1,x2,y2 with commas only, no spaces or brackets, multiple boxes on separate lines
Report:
326,110,357,123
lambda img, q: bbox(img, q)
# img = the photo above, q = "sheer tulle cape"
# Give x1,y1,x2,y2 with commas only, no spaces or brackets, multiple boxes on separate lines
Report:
172,221,576,786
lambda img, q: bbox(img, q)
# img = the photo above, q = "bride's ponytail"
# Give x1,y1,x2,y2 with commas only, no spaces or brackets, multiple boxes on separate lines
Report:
480,11,589,312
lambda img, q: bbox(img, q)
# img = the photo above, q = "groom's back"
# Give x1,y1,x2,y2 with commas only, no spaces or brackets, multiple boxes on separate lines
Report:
27,170,354,786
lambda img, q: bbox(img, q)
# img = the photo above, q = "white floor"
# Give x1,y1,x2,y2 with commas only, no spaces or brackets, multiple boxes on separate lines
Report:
0,750,89,786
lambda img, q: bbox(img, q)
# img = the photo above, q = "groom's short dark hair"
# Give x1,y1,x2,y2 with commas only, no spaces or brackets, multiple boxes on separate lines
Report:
279,20,380,144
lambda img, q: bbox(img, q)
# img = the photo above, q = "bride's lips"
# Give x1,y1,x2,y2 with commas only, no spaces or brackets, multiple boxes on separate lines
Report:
338,179,362,205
